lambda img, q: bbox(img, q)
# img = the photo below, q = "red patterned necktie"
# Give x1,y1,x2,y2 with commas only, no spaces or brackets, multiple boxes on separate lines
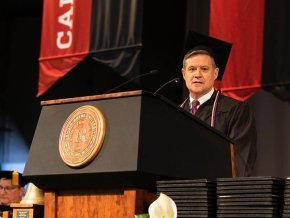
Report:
191,100,200,115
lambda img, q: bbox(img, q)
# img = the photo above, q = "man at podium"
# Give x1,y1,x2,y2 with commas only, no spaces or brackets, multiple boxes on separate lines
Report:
180,32,257,177
0,170,27,206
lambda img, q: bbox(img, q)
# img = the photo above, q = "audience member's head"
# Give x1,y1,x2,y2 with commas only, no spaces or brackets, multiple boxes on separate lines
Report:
0,171,27,205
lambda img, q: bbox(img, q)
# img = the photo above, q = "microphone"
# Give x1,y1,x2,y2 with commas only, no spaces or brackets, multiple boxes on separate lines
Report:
104,69,159,94
154,77,180,94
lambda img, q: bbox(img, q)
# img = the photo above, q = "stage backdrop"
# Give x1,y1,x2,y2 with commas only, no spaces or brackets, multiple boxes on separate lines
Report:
187,0,290,102
38,0,143,97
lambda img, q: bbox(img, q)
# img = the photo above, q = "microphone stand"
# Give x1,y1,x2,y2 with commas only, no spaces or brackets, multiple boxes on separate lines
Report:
154,78,180,94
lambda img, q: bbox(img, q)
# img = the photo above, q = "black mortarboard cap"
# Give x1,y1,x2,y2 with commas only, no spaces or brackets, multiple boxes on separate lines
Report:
184,31,232,81
0,170,28,187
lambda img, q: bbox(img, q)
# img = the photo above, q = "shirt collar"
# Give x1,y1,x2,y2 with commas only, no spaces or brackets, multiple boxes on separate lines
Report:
189,88,214,107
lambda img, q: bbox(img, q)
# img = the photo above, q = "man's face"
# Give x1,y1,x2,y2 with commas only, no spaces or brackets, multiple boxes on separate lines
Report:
0,178,24,205
182,54,219,99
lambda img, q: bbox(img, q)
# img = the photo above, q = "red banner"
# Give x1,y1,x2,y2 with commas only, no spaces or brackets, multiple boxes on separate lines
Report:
38,0,92,96
210,0,265,101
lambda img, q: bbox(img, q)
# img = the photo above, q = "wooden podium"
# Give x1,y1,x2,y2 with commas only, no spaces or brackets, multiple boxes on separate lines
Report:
23,91,234,217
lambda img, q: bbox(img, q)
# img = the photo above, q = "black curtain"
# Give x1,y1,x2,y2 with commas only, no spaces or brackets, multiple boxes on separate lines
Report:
262,1,290,101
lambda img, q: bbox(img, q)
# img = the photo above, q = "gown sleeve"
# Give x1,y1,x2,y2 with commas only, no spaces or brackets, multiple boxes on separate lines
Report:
226,101,257,176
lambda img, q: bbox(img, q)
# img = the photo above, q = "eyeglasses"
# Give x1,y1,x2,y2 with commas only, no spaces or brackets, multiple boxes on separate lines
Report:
0,185,19,192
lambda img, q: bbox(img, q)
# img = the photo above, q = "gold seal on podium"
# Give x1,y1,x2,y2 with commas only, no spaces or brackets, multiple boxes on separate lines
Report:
59,105,106,167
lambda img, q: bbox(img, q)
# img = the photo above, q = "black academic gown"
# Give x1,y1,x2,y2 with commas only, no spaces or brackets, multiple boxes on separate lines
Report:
180,90,257,177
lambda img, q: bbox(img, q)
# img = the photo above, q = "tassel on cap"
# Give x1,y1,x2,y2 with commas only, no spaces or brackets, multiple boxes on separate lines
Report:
12,170,19,186
2,211,9,218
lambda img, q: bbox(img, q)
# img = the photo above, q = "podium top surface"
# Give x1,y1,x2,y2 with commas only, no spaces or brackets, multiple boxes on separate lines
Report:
41,90,146,106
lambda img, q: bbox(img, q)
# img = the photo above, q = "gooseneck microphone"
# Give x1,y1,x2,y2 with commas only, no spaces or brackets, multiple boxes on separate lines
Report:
154,77,180,94
104,69,159,94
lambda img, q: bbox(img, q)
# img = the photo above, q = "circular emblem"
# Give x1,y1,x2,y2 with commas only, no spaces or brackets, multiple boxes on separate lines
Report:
59,105,106,167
